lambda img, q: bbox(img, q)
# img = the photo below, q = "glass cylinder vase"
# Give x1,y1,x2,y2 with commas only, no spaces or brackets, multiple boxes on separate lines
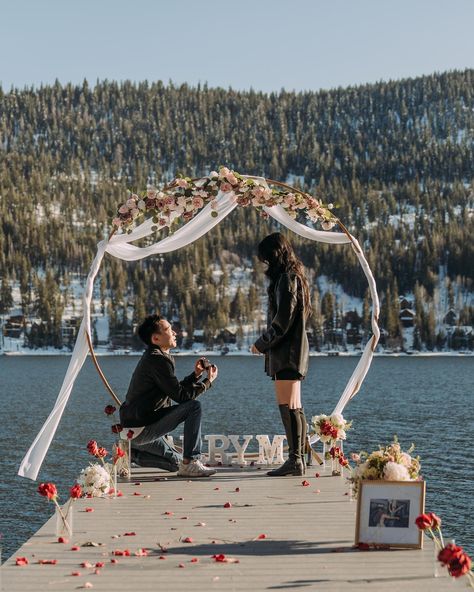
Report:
115,438,131,482
55,499,74,539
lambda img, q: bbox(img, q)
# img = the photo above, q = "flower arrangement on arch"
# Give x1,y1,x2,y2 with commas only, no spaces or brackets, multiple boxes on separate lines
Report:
112,167,337,233
311,413,352,444
349,437,421,498
416,512,474,586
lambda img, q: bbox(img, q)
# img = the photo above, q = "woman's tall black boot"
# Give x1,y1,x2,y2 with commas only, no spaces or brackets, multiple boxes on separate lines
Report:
267,405,304,477
299,408,308,474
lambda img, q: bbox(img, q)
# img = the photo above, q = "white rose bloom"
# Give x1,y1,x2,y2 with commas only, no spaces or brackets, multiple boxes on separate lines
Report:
330,413,344,427
400,453,412,467
383,461,410,481
338,429,347,440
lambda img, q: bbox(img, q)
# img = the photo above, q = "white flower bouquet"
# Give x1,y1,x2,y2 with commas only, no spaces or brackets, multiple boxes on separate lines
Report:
349,437,421,498
77,462,112,497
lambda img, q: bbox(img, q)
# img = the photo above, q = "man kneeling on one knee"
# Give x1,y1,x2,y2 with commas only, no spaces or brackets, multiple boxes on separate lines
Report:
120,314,218,478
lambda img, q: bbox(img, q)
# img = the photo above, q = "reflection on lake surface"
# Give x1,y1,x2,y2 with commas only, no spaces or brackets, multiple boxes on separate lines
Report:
0,355,473,560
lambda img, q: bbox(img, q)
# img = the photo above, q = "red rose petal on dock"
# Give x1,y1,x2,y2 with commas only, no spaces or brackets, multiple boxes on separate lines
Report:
94,569,101,575
81,561,93,568
213,554,226,562
182,537,193,543
164,511,174,516
235,487,240,492
85,507,94,512
110,559,118,564
223,502,232,508
178,563,185,568
159,555,167,560
257,534,267,539
123,532,136,536
133,492,141,496
71,546,80,551
196,522,206,526
117,490,123,497
214,487,220,491
190,557,199,563
71,571,81,576
134,482,141,486
301,480,310,486
315,472,320,478
357,542,370,551
95,562,105,568
135,548,148,556
176,497,184,500
180,516,189,520
57,537,68,544
38,559,58,565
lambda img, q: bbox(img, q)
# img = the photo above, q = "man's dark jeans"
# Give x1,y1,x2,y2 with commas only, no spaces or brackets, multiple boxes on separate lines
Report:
131,399,202,461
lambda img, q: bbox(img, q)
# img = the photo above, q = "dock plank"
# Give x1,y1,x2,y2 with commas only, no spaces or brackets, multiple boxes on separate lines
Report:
1,466,462,591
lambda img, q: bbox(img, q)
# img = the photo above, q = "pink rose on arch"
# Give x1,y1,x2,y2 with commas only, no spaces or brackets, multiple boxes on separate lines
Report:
192,197,204,209
210,200,218,210
226,172,238,185
322,220,335,230
183,211,194,222
158,218,168,227
176,178,188,188
112,217,122,227
147,188,157,199
220,182,232,193
118,204,129,214
219,166,230,177
126,198,136,209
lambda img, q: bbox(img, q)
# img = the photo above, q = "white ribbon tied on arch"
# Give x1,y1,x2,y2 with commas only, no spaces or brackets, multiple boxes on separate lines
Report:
18,179,379,479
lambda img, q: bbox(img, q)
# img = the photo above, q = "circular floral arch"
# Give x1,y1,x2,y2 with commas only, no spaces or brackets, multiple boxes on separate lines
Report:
19,168,380,480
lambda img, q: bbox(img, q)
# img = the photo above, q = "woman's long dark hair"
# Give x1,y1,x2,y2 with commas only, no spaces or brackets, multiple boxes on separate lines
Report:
257,232,312,318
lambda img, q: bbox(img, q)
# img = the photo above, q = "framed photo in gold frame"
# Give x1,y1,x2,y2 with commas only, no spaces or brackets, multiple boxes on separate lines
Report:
355,480,426,549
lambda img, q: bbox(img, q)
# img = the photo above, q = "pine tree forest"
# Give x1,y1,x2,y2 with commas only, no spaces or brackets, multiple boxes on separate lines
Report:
0,70,473,351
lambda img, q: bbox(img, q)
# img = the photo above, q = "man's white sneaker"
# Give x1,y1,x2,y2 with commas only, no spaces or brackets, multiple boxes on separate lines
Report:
177,459,217,478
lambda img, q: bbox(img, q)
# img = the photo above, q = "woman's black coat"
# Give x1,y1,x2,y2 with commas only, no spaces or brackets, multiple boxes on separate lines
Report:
254,272,309,377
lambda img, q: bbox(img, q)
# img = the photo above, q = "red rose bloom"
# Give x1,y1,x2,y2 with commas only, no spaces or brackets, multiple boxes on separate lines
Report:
96,447,108,458
415,513,433,531
428,512,442,529
38,482,57,500
111,423,123,434
127,430,135,439
70,484,82,499
104,405,117,416
87,440,99,456
438,543,464,565
448,552,472,578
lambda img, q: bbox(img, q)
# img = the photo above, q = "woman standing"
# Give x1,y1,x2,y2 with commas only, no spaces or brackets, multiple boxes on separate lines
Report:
251,232,311,476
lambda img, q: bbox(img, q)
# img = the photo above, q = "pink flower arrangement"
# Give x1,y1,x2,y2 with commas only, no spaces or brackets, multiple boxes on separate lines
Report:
112,167,337,232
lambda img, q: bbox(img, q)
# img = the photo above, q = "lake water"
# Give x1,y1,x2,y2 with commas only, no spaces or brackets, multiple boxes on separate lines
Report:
1,355,473,561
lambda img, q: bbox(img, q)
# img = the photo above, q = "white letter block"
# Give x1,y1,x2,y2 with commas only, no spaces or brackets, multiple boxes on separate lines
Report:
204,434,232,465
256,435,286,465
228,435,253,466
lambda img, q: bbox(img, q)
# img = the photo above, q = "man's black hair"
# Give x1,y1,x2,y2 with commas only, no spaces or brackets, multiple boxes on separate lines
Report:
137,314,162,346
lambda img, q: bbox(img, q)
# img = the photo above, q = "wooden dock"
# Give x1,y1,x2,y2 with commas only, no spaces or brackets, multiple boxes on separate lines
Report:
1,466,462,591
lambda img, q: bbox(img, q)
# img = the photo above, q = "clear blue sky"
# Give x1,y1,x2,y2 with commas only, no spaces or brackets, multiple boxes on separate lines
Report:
1,0,473,93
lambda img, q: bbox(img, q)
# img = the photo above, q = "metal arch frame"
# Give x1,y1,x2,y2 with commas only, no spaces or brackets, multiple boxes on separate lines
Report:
86,177,378,407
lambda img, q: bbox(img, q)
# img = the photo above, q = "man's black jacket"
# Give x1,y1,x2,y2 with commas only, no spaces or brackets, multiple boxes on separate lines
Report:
119,347,212,427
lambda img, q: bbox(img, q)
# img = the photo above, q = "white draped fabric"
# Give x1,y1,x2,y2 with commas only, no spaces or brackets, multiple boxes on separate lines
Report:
18,181,379,479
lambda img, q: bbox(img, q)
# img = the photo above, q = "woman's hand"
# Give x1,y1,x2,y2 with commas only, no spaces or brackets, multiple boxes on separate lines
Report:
250,344,261,355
